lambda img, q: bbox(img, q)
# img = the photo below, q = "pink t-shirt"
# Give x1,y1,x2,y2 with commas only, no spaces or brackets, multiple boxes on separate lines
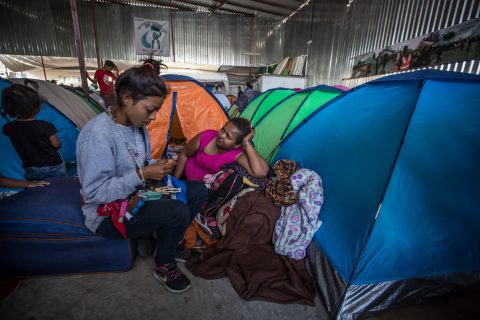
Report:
184,130,243,181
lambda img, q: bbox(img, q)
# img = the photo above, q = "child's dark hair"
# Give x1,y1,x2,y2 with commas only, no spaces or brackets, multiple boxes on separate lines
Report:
114,66,168,107
1,84,41,119
229,117,252,143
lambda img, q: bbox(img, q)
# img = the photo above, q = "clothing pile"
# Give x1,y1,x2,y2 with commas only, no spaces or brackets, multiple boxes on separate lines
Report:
272,167,324,260
187,159,324,305
184,162,267,247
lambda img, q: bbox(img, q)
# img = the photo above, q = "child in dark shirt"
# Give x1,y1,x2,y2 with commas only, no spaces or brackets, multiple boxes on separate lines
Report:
2,84,67,180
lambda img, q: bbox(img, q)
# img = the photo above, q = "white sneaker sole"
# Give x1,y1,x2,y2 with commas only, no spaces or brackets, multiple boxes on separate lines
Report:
174,257,187,263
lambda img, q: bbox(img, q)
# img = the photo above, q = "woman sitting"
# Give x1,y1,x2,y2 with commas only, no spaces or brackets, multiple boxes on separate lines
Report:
76,66,207,294
173,117,269,181
172,118,269,250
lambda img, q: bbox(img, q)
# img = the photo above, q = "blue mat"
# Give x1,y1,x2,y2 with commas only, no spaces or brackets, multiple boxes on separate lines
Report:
0,177,135,277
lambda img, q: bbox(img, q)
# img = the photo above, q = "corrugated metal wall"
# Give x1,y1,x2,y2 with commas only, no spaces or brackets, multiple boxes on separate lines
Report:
283,0,480,87
0,0,284,67
1,0,478,83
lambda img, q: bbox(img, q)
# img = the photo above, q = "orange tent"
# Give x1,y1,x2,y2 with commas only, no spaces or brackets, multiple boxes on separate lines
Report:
148,75,229,158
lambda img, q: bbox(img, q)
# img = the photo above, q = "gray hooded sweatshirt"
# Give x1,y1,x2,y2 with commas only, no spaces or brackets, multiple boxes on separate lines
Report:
76,113,152,232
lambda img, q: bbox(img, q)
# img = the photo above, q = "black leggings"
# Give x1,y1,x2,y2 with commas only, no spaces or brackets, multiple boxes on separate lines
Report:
96,180,207,266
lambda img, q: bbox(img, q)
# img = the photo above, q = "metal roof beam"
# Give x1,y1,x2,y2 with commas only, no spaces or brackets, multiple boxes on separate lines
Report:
212,0,287,17
172,0,255,17
247,0,298,11
209,0,228,16
136,0,194,11
97,0,278,18
95,0,130,7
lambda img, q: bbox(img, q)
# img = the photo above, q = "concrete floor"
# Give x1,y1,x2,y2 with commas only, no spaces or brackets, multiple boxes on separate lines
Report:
0,257,326,320
1,257,479,320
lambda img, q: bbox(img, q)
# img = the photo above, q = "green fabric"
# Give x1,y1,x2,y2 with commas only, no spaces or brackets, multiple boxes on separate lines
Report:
253,92,309,160
240,89,295,125
83,98,103,114
65,87,103,114
253,88,341,162
228,104,240,118
286,90,340,136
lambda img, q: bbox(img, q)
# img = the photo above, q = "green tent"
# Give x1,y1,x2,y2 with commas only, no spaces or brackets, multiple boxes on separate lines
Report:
240,88,296,125
252,85,343,161
61,85,105,114
228,103,240,118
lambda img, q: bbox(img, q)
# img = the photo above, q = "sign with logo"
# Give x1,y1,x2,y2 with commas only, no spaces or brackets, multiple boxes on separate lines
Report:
134,17,170,56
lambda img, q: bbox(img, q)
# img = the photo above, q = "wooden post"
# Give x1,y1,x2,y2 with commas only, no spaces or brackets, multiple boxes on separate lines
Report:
69,0,89,97
169,0,176,62
90,0,101,69
40,55,47,81
249,19,254,82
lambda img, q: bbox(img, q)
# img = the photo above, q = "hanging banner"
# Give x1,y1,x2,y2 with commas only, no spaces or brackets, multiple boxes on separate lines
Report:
349,18,480,79
134,17,170,56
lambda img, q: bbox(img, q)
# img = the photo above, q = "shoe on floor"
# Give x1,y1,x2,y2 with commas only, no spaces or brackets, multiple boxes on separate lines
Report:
153,262,191,293
174,243,191,263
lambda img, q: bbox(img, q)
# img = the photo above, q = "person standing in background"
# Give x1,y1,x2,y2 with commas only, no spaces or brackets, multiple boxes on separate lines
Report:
237,86,243,97
245,82,253,93
86,60,118,107
212,82,221,94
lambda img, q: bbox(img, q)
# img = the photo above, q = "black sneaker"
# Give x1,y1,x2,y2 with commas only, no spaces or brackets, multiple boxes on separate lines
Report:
153,263,191,293
175,246,191,263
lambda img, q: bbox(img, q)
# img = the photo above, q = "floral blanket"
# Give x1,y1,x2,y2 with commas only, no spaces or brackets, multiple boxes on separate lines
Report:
273,168,324,260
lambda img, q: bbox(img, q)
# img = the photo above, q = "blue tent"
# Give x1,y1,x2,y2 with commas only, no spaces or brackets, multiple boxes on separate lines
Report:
274,70,480,319
0,78,79,190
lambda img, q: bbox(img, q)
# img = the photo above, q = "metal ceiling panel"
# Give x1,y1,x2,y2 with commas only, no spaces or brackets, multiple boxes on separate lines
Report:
3,0,475,88
97,0,306,18
0,0,284,67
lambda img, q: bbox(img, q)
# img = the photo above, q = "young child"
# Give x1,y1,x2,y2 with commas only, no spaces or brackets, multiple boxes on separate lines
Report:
0,175,50,200
2,84,67,180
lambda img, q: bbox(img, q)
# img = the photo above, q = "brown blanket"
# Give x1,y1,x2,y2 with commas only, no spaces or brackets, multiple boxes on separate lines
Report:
186,191,316,305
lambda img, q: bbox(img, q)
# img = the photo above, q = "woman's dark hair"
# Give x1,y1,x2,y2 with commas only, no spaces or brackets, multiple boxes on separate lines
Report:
143,59,161,74
1,84,41,119
229,117,252,143
140,56,168,75
114,66,168,107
